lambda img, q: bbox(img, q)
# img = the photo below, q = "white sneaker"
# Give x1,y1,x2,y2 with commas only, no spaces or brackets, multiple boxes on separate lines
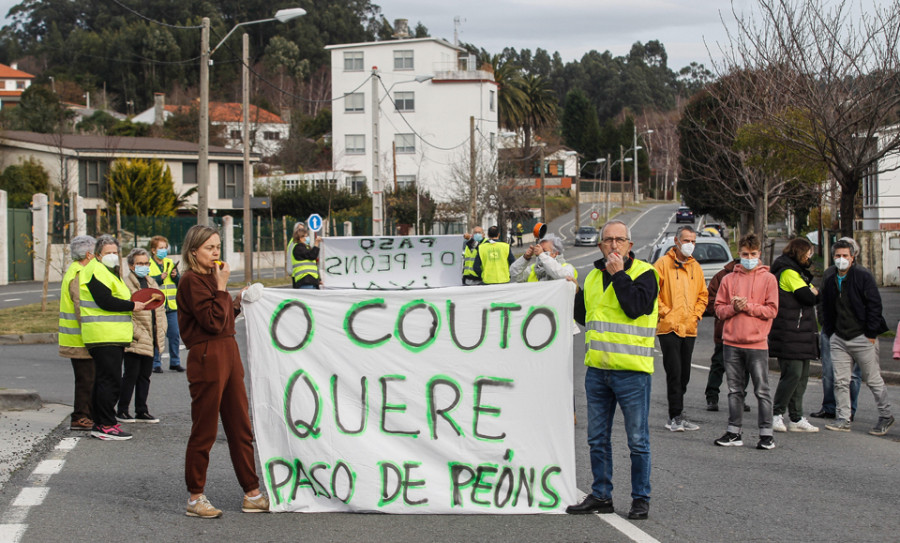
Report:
665,417,685,432
788,417,820,432
772,414,787,433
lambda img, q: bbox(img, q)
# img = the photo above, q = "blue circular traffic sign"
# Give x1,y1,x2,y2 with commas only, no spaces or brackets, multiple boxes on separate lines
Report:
307,213,323,232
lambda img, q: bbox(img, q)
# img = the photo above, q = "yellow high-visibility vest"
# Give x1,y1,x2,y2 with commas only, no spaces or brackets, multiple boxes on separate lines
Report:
291,244,319,282
79,259,133,345
59,262,85,348
149,257,177,311
463,244,479,278
527,261,578,282
478,241,511,284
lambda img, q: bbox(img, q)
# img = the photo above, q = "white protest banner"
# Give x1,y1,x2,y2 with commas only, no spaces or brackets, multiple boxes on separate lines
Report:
320,235,463,289
242,280,577,514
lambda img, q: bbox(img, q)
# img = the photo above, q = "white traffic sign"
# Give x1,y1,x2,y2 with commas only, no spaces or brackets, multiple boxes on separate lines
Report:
307,213,323,232
590,211,600,221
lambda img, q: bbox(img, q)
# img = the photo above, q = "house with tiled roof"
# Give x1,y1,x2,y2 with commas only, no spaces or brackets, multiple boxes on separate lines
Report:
133,94,289,157
0,62,35,109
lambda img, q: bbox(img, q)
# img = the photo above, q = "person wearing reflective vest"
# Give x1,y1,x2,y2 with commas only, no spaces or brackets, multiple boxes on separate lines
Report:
80,234,146,441
149,235,183,372
58,235,97,431
290,222,321,289
473,225,514,284
462,226,484,285
568,220,659,521
509,233,577,283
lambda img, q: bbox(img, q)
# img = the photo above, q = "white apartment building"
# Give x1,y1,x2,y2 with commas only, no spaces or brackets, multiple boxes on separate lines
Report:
326,36,499,217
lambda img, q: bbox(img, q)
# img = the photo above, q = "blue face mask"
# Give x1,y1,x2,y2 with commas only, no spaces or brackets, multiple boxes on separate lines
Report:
741,257,759,270
305,236,312,245
156,248,168,259
134,265,150,277
473,233,484,242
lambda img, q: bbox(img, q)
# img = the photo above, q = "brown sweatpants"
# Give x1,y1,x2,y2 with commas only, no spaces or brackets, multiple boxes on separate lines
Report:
184,336,260,495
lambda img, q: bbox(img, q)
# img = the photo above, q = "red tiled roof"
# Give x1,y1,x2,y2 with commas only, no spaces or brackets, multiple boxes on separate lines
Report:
0,90,23,97
165,102,285,124
0,64,34,79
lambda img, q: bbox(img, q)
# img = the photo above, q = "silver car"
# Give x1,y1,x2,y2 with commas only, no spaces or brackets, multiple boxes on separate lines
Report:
574,226,599,246
647,233,733,283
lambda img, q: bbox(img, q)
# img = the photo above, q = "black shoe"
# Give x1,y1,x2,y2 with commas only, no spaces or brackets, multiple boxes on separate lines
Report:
810,409,836,419
152,367,163,374
627,499,649,520
565,495,614,514
756,435,775,450
134,412,160,423
169,365,185,372
116,412,136,423
706,402,718,412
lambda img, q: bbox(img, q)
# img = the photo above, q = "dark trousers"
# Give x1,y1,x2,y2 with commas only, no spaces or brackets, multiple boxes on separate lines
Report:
118,352,153,415
773,358,810,422
185,336,259,495
88,345,125,427
70,358,95,421
659,332,696,418
705,342,749,403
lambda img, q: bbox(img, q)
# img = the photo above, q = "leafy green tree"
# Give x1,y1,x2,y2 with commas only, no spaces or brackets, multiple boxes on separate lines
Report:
489,54,526,132
0,84,73,133
386,184,435,228
271,183,367,220
561,88,601,173
518,73,557,157
0,157,50,208
161,105,225,146
105,158,179,216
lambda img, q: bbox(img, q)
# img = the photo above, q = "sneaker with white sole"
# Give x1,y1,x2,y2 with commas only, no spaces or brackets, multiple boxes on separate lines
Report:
665,417,684,432
91,424,132,441
788,417,819,432
756,435,776,450
186,495,222,518
714,431,743,447
825,419,852,432
680,417,700,431
242,493,270,513
134,412,160,423
772,414,787,432
869,415,895,436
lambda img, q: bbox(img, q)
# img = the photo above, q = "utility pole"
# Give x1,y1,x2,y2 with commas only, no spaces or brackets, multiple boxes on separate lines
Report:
633,124,639,203
371,68,382,236
620,145,626,211
242,33,252,280
197,17,210,226
605,152,611,220
392,141,398,192
574,155,580,229
469,116,476,230
540,145,546,222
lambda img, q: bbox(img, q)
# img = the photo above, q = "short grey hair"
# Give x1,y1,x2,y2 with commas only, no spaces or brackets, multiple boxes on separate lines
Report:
126,247,150,266
70,235,96,261
541,233,564,255
838,236,859,257
94,234,119,256
600,220,631,241
676,225,696,239
832,239,854,257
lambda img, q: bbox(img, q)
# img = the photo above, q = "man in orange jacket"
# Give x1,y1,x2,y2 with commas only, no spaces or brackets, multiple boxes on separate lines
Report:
654,225,708,432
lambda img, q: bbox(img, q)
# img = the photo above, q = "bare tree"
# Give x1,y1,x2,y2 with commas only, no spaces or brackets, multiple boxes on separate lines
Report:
715,0,900,236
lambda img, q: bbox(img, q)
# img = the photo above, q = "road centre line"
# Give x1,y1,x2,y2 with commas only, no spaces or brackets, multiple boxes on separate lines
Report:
12,488,48,507
577,487,662,543
31,460,63,476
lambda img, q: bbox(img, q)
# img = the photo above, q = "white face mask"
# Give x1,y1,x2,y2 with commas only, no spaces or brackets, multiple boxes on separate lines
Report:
101,253,119,269
679,242,695,258
834,257,851,272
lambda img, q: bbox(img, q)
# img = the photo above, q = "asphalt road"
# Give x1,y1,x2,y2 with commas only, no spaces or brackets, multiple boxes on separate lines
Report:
2,202,899,542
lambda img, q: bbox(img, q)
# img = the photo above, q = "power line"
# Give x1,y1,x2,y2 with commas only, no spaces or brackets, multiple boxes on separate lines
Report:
377,77,470,152
108,0,204,30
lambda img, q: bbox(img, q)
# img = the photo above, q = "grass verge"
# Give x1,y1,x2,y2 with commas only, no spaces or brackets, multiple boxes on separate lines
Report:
0,300,59,334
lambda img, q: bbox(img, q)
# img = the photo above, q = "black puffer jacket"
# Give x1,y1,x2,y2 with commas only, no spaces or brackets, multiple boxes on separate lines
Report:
768,254,820,360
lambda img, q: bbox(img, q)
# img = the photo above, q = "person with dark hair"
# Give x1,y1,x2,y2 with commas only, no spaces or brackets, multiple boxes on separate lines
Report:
822,239,894,435
149,235,183,373
654,225,708,432
178,225,268,518
462,226,485,285
703,258,750,413
473,225,514,284
768,238,820,433
714,233,779,450
290,222,321,289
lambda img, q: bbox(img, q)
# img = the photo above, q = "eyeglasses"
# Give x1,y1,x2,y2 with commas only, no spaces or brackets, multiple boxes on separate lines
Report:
601,237,630,245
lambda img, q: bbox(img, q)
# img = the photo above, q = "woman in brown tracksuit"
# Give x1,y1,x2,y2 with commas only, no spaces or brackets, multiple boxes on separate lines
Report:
177,225,268,518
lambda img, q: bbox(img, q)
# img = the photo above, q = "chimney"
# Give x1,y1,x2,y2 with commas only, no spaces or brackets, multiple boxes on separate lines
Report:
10,62,16,70
153,93,165,126
392,18,410,39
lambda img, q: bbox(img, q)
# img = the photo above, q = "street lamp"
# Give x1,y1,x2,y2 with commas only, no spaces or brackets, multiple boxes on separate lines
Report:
633,126,654,202
569,153,604,228
197,8,306,227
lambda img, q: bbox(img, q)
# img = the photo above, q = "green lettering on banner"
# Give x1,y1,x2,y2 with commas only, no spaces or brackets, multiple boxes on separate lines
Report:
380,375,420,438
472,376,514,441
426,375,463,439
471,465,499,507
344,298,391,348
449,462,476,507
489,303,522,349
538,466,562,509
520,306,558,352
446,300,488,352
264,457,357,507
331,375,368,436
394,299,440,353
378,461,428,507
284,369,322,439
269,299,315,353
265,457,293,506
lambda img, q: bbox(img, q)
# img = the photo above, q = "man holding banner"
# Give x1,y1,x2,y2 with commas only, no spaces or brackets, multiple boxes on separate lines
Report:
473,225,514,284
462,226,485,285
568,220,659,520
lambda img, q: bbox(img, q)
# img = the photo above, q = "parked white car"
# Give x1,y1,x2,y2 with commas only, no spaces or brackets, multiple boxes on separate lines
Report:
646,233,733,283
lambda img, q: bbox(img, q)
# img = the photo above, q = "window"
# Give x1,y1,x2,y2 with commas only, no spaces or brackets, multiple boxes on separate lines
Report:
396,175,416,189
16,80,25,90
395,133,415,153
344,51,364,71
230,130,242,140
182,162,197,184
349,175,367,194
346,134,366,154
263,131,281,141
79,160,108,198
218,163,243,199
394,50,414,70
394,91,414,111
490,132,496,151
344,92,364,113
863,165,878,207
490,90,495,112
315,178,338,189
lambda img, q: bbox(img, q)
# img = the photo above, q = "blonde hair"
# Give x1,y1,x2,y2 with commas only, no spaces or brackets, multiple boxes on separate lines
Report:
292,222,307,244
149,235,169,251
181,225,220,274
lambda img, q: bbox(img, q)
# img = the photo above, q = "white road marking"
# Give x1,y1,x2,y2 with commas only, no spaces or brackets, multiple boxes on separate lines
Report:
2,298,21,302
692,364,710,371
55,438,78,451
0,524,27,543
12,488,48,507
31,460,63,476
576,488,662,543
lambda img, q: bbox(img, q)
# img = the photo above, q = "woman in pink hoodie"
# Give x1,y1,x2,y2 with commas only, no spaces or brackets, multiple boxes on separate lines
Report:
713,233,779,450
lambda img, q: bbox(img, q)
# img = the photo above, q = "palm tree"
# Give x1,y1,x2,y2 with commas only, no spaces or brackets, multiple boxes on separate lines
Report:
490,55,526,133
519,73,558,159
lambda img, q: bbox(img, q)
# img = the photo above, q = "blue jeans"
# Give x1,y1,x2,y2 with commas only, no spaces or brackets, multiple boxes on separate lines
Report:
585,367,651,502
819,332,860,415
153,311,182,369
